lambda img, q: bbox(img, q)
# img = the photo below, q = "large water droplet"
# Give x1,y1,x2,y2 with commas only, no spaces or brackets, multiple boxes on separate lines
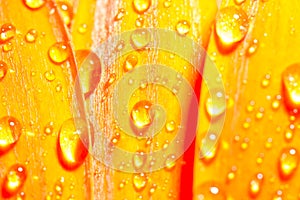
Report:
25,29,38,43
75,50,101,98
249,173,264,198
0,61,8,81
215,6,249,49
57,1,73,27
133,0,151,14
0,116,22,154
175,20,190,36
133,173,148,192
131,29,151,50
282,63,300,110
0,23,16,44
48,42,70,64
23,0,45,9
278,147,299,180
2,164,27,198
57,118,89,170
130,100,153,129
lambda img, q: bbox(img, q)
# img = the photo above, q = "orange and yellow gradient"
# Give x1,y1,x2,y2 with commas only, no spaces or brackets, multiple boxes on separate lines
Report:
0,0,300,199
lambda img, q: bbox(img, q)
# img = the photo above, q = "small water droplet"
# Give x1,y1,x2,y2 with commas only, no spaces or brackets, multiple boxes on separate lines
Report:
115,8,125,21
3,42,13,52
24,0,45,9
149,184,157,195
25,29,38,43
44,122,54,135
0,61,8,81
194,182,226,200
123,54,138,72
0,23,16,44
200,139,219,163
57,118,89,170
255,107,264,120
78,24,88,34
175,20,190,36
247,39,259,56
130,100,153,129
282,63,300,110
234,0,246,5
133,0,151,14
249,173,264,198
111,132,120,144
131,29,151,50
278,147,299,180
44,70,56,82
2,164,27,198
57,1,73,27
48,42,70,64
164,154,176,170
165,120,176,132
163,0,172,8
205,90,226,118
0,116,22,154
135,17,145,27
215,6,249,48
261,73,271,88
133,173,148,191
133,151,147,170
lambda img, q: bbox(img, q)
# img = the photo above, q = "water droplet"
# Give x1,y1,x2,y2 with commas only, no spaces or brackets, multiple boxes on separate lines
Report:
58,118,89,170
24,0,45,9
123,54,138,72
246,100,255,112
57,1,73,27
75,50,101,98
2,164,27,198
131,29,151,50
0,23,16,44
165,154,176,170
25,29,38,43
149,184,157,195
255,107,264,120
200,139,219,163
130,100,153,129
133,151,147,170
215,6,249,47
265,138,273,149
115,8,125,21
0,116,22,154
234,0,246,5
282,63,300,110
44,70,56,82
3,42,13,52
278,147,299,180
0,61,8,81
284,125,295,142
165,120,175,132
175,20,190,36
48,42,70,64
249,173,264,198
44,122,54,135
194,182,226,200
261,73,271,88
133,173,147,191
133,0,151,14
247,39,259,56
78,24,88,34
111,132,120,144
163,0,172,8
205,91,226,118
135,17,145,27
